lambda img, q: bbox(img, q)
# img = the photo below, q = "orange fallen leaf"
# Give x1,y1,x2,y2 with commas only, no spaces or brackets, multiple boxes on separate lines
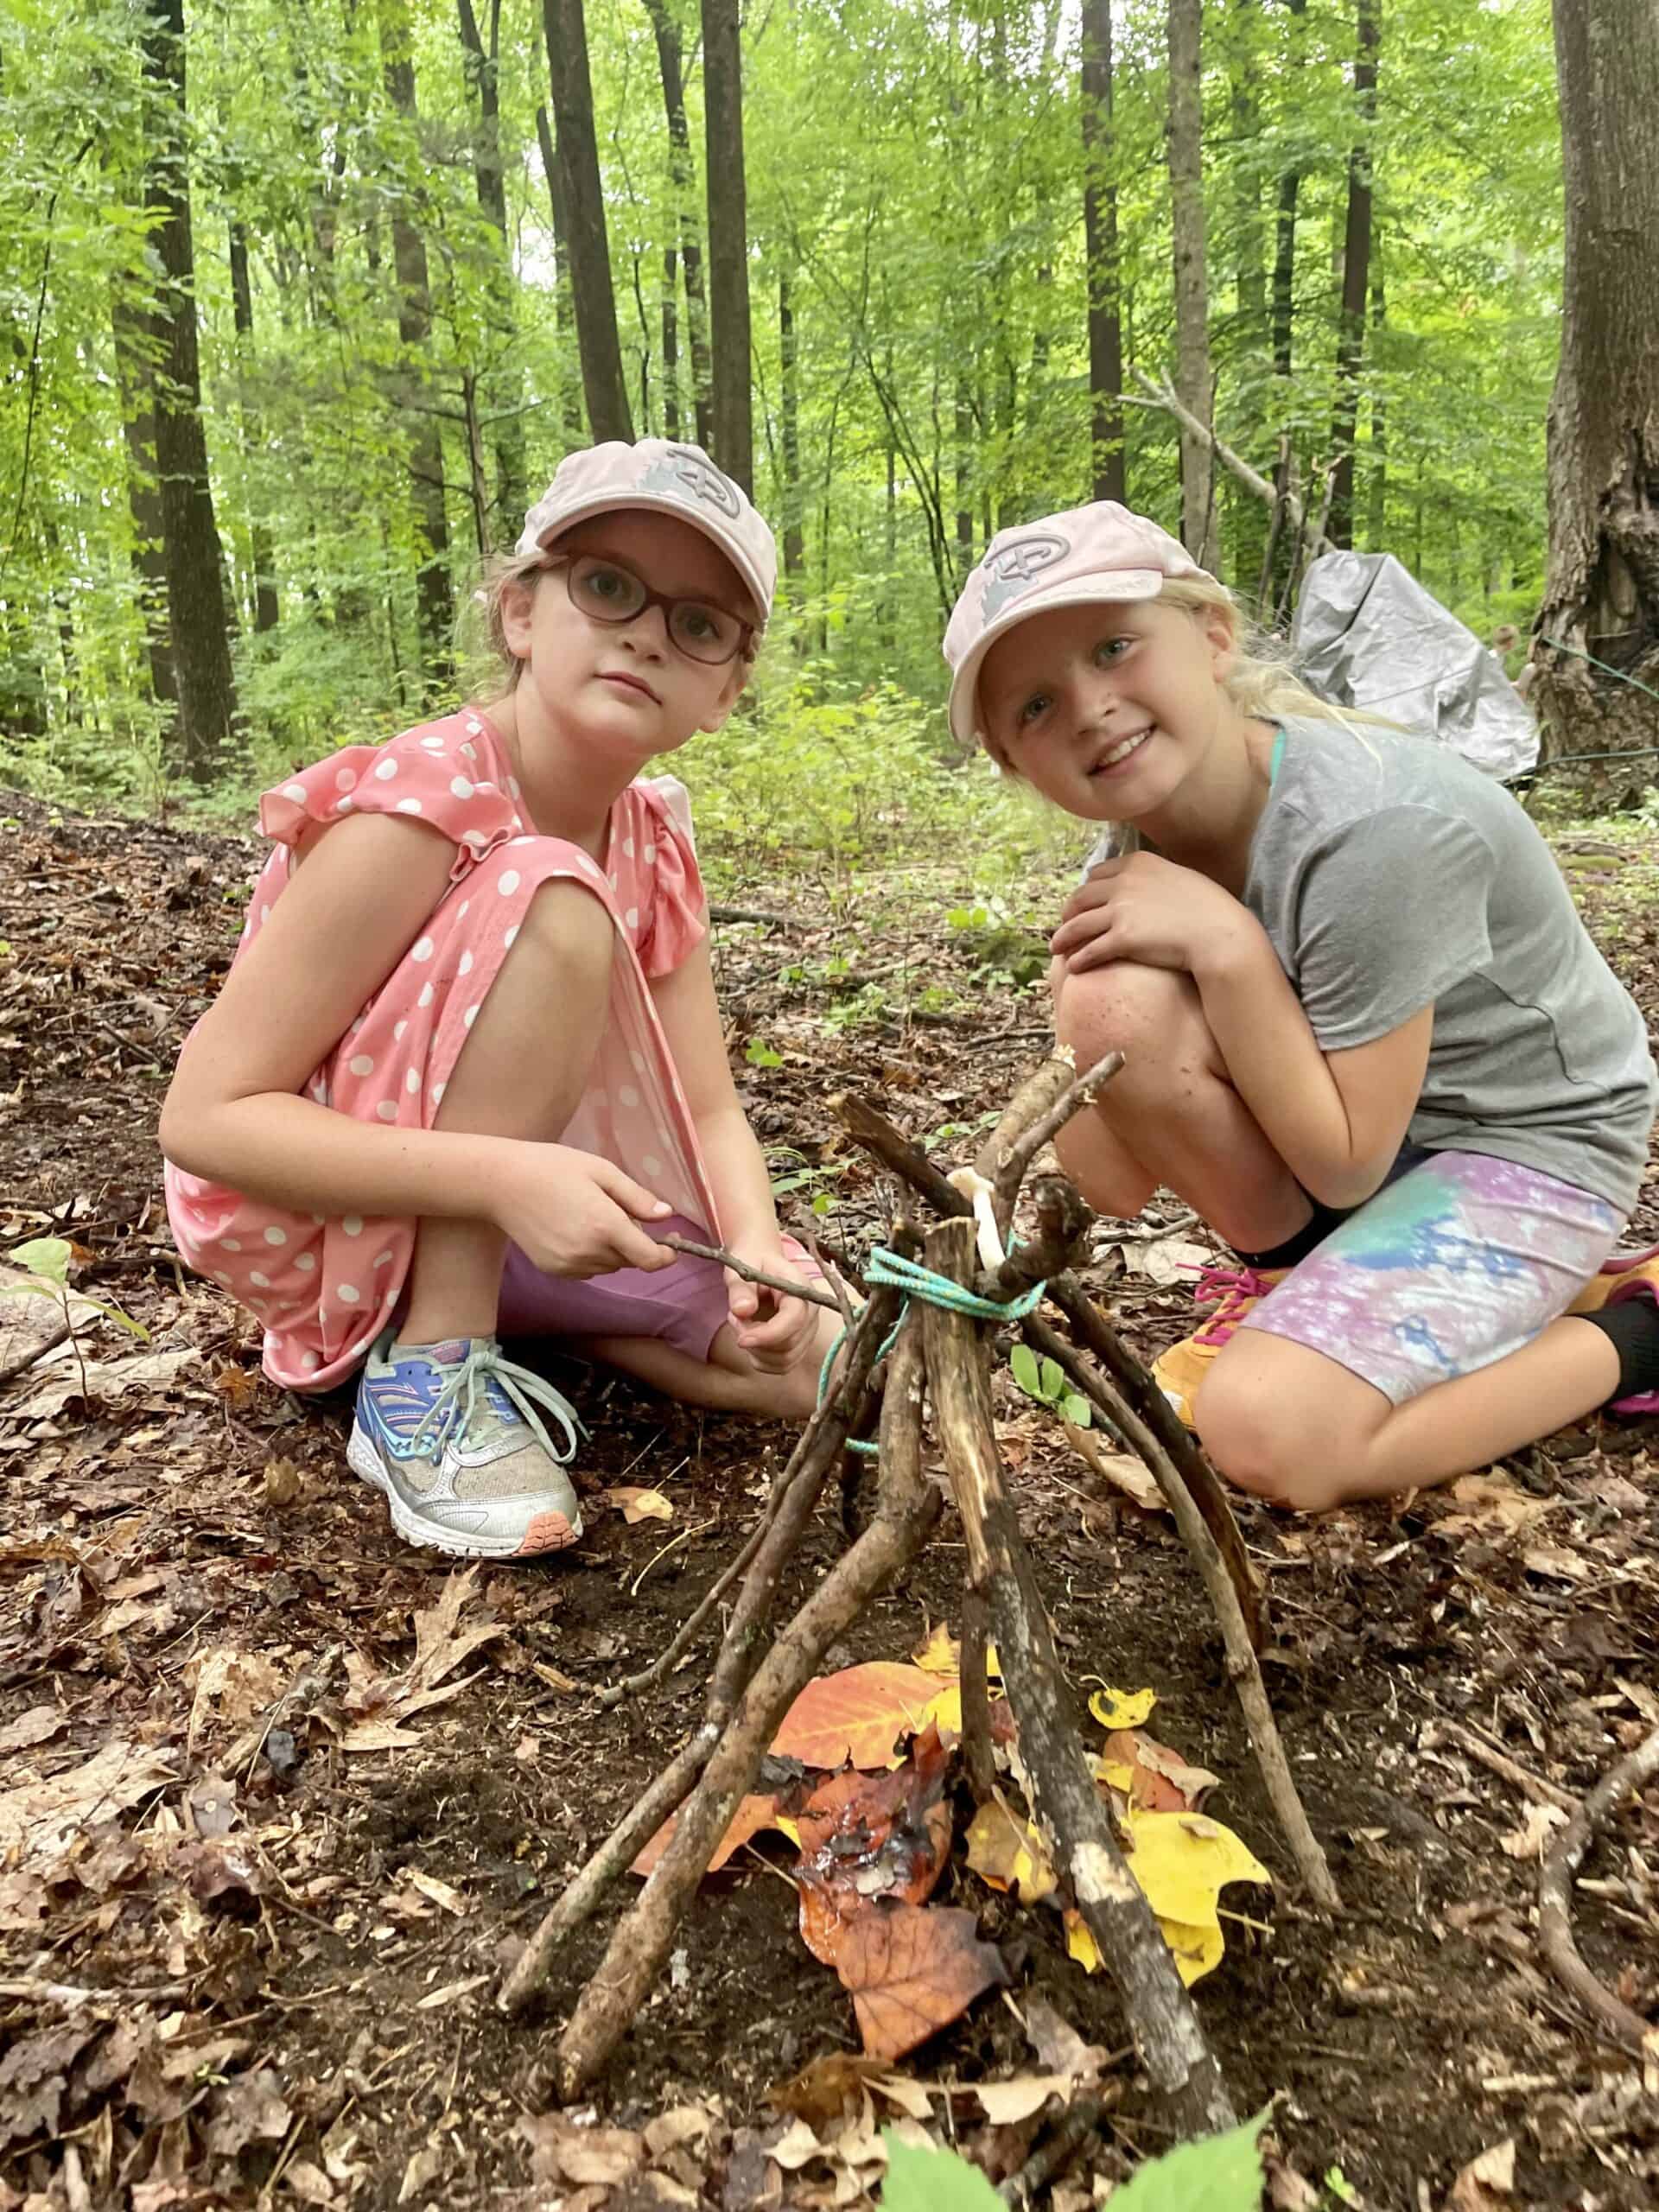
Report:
1098,1729,1212,1812
631,1792,785,1878
770,1662,944,1770
836,1904,1006,2061
793,1726,952,1963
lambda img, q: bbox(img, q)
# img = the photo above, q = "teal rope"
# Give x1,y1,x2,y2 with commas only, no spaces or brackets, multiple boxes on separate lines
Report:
820,1244,1048,1455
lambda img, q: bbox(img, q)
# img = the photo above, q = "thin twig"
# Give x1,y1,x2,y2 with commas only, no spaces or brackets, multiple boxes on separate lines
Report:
999,2088,1122,2204
659,1233,843,1313
1422,1719,1580,1815
993,1051,1125,1212
1537,1723,1659,2055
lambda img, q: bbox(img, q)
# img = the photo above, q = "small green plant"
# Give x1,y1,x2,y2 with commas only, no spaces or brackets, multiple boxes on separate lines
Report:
8,1236,149,1344
880,2107,1270,2209
745,1037,784,1068
1009,1340,1091,1428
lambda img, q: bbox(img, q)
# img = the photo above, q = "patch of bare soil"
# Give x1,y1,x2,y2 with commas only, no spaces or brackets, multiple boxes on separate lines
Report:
2,791,1656,2210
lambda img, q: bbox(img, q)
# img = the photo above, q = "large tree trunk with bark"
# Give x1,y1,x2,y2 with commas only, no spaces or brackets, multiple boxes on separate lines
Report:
541,0,633,444
457,0,527,535
644,0,714,452
701,0,752,493
139,0,237,782
1166,0,1216,568
228,226,280,634
378,0,455,694
1328,0,1379,550
1534,0,1659,767
111,286,178,710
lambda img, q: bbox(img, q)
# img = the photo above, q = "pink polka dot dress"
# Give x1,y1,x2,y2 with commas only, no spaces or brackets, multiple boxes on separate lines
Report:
164,709,721,1391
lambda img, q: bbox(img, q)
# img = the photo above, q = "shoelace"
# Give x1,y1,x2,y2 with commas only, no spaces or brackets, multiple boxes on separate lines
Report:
1189,1262,1275,1349
410,1341,587,1466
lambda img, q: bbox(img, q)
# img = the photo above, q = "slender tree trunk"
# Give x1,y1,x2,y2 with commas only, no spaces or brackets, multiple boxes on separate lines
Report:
228,225,280,633
1166,0,1216,566
534,101,588,441
643,0,713,451
662,245,681,440
779,270,804,584
1228,0,1268,586
955,378,975,585
1534,0,1659,763
1328,0,1379,549
139,0,236,780
701,0,752,492
542,0,633,442
457,0,527,532
1268,0,1308,606
378,0,454,691
1080,0,1126,504
111,287,178,709
1366,261,1387,549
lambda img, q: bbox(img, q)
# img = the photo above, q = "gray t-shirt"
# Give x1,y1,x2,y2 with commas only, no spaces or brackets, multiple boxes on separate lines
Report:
1095,715,1657,1211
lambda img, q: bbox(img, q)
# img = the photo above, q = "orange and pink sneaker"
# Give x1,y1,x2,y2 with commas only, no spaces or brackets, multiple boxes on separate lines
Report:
1150,1262,1290,1429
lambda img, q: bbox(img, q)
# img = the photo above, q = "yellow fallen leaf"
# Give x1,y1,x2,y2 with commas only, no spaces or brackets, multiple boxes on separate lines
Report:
1063,1812,1268,1986
912,1624,1001,1679
1064,1910,1100,1973
1088,1685,1156,1731
965,1797,1058,1905
607,1486,673,1523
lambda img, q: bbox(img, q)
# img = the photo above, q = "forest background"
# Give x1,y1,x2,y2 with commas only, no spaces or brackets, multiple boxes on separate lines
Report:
0,0,1588,861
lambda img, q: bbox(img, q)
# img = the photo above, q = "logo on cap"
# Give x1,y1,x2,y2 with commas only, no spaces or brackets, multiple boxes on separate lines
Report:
642,445,741,519
980,531,1071,622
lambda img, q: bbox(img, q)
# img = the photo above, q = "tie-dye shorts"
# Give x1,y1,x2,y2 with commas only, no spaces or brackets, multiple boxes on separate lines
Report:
1239,1147,1626,1405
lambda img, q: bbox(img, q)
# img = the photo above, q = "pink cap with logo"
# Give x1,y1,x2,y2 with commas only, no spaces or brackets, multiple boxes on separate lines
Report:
516,440,777,626
943,501,1208,744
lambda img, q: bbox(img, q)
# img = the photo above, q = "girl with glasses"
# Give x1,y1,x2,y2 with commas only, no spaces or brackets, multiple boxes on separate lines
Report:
162,442,839,1560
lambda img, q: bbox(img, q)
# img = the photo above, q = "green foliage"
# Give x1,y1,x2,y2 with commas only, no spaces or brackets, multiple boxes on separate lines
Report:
6,1239,149,1342
1009,1340,1092,1430
879,2108,1270,2210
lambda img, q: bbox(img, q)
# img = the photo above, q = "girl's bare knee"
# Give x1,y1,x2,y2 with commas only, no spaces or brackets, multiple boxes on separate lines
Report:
1052,957,1205,1062
1193,1371,1349,1514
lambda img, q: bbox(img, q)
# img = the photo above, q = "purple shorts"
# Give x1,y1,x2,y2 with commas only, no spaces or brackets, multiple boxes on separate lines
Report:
498,1215,823,1365
1241,1148,1625,1405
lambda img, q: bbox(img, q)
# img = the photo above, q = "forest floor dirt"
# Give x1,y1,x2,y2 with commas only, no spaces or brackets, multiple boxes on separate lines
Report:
2,787,1656,2212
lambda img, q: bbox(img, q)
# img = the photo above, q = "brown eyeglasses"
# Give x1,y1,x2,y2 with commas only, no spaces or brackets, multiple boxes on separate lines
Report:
545,551,753,666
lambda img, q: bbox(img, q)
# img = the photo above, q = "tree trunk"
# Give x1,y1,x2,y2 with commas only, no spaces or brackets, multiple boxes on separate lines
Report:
1166,0,1216,567
378,0,455,693
644,0,714,452
457,0,527,533
139,0,236,781
1367,260,1387,550
1328,0,1379,550
1268,0,1308,608
1227,0,1268,587
661,245,681,440
1080,0,1126,505
541,0,633,442
533,101,589,442
701,0,752,493
955,377,975,586
228,225,280,634
779,270,804,584
1535,0,1659,765
111,286,178,709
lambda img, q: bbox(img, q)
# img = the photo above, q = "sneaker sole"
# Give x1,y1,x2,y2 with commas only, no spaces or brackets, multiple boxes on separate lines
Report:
346,1426,582,1559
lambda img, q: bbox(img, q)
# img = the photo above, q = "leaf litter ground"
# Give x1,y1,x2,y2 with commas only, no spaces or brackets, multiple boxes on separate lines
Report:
2,791,1656,2209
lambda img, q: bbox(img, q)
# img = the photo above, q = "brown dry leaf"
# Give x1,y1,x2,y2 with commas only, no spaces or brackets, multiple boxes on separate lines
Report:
1497,1802,1570,1860
517,2113,645,2186
973,2074,1067,2125
632,1791,785,1879
607,1484,674,1523
1433,1476,1557,1540
8,1345,202,1421
835,1904,1006,2062
187,1647,284,1750
0,1738,175,1869
1059,1421,1166,1512
768,2053,916,2129
406,1867,467,1914
771,1662,944,1770
340,1567,507,1751
0,1704,67,1755
643,2103,718,2158
1445,2138,1516,2210
1097,1729,1214,1813
1022,1999,1109,2094
1521,1544,1593,1583
263,1456,308,1507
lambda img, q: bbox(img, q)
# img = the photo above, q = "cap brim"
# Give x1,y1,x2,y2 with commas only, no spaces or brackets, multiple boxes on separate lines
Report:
947,569,1166,745
526,493,770,628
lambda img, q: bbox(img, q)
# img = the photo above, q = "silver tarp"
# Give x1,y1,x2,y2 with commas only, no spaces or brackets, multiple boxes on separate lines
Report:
1291,549,1540,780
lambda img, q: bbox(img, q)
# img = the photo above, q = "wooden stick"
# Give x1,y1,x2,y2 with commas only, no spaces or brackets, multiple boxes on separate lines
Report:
1022,1313,1338,1912
1536,1722,1659,2056
831,1091,966,1222
922,1217,1236,2137
960,1586,997,1808
1422,1719,1580,1816
989,1052,1124,1227
554,1313,940,2095
659,1233,844,1313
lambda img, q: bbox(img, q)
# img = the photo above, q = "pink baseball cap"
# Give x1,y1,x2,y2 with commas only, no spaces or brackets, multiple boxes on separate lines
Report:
943,501,1209,744
515,440,776,626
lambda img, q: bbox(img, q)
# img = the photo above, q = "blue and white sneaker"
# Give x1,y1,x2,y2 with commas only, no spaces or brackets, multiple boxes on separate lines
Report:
346,1329,587,1558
